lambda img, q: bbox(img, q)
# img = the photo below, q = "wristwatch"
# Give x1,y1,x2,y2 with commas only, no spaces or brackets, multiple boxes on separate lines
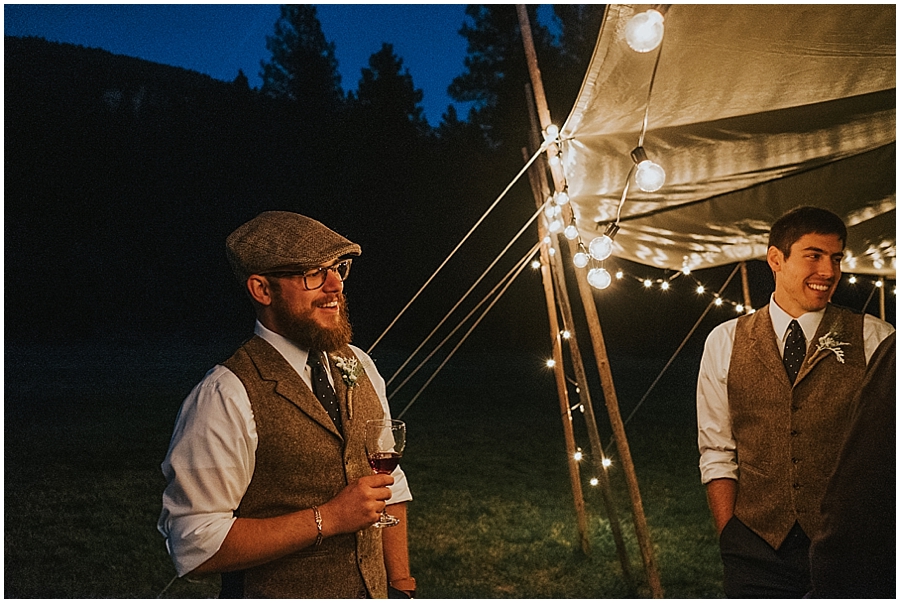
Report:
389,577,416,598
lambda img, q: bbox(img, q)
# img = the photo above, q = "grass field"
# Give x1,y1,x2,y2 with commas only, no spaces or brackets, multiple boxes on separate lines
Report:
5,335,724,598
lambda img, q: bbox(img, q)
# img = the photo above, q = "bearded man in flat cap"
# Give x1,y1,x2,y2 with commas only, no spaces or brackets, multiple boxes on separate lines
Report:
158,211,415,598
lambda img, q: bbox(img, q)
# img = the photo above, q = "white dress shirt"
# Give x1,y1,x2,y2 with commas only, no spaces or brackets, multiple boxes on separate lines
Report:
697,296,894,485
158,322,412,576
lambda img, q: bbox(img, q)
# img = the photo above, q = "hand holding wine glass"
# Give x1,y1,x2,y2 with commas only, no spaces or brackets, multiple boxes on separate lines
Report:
365,419,405,528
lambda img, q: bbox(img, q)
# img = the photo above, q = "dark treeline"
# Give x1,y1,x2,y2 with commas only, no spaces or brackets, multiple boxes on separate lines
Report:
5,5,604,351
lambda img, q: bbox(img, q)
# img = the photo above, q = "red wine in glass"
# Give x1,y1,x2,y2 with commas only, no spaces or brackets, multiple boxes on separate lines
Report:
365,419,406,528
368,451,401,474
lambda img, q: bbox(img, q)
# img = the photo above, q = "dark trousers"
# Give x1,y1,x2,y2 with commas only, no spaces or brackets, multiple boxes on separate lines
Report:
719,517,811,598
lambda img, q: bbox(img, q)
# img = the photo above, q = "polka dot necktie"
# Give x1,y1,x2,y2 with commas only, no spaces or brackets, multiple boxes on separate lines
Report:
783,320,806,385
307,351,343,433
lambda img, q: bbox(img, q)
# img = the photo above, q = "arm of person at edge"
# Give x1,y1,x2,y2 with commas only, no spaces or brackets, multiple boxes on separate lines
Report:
697,320,740,535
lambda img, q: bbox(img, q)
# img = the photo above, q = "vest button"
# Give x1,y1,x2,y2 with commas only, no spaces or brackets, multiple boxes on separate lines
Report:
792,457,800,464
790,429,798,436
793,483,801,489
791,405,800,412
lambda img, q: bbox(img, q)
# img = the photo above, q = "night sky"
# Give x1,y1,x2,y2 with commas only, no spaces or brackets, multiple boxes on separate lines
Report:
4,3,480,125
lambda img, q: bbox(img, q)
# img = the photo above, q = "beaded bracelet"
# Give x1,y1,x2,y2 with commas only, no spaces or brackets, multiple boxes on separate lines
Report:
312,505,323,547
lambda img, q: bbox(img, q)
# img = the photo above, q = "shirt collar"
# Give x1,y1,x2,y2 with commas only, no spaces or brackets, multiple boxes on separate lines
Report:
768,294,825,343
254,320,311,376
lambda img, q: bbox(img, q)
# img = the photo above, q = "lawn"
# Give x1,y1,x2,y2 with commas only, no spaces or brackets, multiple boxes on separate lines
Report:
5,335,723,598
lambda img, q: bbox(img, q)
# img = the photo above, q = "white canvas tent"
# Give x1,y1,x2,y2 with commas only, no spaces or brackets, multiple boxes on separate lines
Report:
558,4,895,277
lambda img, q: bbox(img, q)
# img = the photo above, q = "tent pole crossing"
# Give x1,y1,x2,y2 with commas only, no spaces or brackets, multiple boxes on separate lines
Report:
517,5,663,597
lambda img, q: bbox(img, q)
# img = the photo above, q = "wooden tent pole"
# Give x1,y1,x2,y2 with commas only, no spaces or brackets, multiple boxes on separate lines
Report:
522,117,635,587
530,189,591,555
740,261,752,309
516,5,663,597
879,281,886,321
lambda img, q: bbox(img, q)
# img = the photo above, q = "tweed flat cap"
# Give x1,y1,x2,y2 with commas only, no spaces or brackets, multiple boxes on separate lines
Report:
226,211,361,282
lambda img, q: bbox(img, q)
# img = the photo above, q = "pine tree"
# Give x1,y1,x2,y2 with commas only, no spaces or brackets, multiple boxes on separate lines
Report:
260,5,343,117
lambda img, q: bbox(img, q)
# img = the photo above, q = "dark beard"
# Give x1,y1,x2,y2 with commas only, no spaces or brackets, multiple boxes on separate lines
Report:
272,292,353,352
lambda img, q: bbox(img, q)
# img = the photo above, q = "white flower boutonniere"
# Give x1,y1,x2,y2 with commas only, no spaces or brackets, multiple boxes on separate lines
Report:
814,331,850,364
331,355,362,418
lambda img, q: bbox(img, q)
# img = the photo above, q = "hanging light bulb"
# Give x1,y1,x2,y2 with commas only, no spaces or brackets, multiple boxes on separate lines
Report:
548,218,563,233
588,267,612,290
573,250,590,268
555,191,569,205
564,224,579,240
543,124,559,141
588,223,620,261
625,8,665,53
631,147,666,192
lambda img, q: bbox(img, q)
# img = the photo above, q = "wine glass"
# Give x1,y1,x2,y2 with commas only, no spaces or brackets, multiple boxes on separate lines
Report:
365,419,405,528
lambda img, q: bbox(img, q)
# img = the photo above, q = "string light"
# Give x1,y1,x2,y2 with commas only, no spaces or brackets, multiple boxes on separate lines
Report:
849,275,858,284
543,124,559,141
643,278,653,288
573,449,583,462
660,281,670,291
602,458,612,468
573,249,590,268
588,267,612,290
631,146,666,192
589,477,599,486
546,359,556,368
561,330,572,339
696,285,705,294
564,224,579,240
531,260,541,270
555,191,569,205
625,8,666,53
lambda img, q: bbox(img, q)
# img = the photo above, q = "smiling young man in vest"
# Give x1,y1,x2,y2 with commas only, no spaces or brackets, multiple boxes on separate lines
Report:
158,211,416,598
696,206,894,597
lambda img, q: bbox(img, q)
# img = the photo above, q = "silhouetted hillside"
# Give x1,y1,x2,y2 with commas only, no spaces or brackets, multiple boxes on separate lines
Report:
5,36,549,351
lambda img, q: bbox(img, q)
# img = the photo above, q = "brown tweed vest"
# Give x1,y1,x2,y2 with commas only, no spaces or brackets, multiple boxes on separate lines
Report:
728,304,865,548
221,336,388,598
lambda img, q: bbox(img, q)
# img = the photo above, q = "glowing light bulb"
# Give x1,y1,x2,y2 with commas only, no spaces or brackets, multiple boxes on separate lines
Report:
531,260,541,270
849,275,858,284
549,154,561,167
696,285,705,294
589,235,613,261
573,251,590,268
562,330,571,339
546,359,556,368
635,160,666,192
555,191,569,205
542,236,551,245
876,280,884,288
602,458,612,468
590,477,599,486
588,267,612,290
625,9,665,53
681,265,691,275
643,279,653,288
548,218,562,233
564,224,579,240
660,281,670,291
714,297,723,306
544,124,559,140
616,271,624,279
548,247,556,256
735,304,744,313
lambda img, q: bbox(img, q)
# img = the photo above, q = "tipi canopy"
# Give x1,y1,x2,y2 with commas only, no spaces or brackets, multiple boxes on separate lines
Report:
559,4,895,276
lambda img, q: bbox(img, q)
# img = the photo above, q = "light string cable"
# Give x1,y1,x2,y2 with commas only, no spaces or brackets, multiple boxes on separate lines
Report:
603,262,740,457
396,241,541,419
367,139,556,354
389,239,542,400
385,201,548,389
612,36,665,228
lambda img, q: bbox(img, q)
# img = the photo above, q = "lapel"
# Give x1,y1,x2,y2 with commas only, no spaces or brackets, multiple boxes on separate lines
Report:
246,336,343,440
796,304,844,383
748,305,793,387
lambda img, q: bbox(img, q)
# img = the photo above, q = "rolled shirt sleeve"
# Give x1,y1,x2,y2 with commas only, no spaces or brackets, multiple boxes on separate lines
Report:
158,366,256,576
697,319,739,484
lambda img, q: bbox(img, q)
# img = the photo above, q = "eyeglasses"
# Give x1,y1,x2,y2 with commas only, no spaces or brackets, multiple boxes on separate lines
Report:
264,259,352,290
